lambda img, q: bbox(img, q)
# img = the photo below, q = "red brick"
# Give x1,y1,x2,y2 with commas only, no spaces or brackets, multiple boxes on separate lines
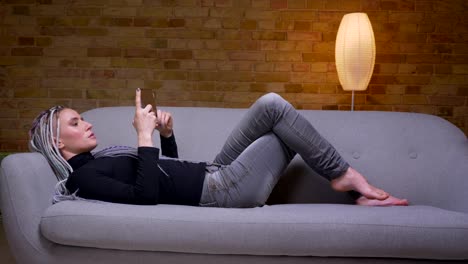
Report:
415,65,434,74
458,87,468,96
267,51,301,62
389,12,424,23
88,48,121,57
252,31,287,41
75,28,108,36
434,0,465,12
429,34,463,43
442,55,468,64
285,83,303,93
415,1,433,12
302,53,333,62
250,83,269,93
405,86,420,94
11,47,43,56
50,89,83,98
154,71,188,80
293,21,310,31
380,1,398,10
116,69,151,79
324,0,360,10
435,65,452,74
367,94,401,105
322,105,338,110
14,87,47,98
87,70,115,79
318,11,346,22
18,37,34,46
40,27,75,36
271,0,287,9
189,71,218,81
169,19,186,27
437,106,454,117
134,18,152,27
406,54,441,64
153,39,168,49
36,37,52,47
291,72,326,83
220,40,240,50
12,6,30,15
218,72,253,82
228,51,264,61
396,75,431,85
158,50,193,59
287,31,321,41
396,33,427,43
429,96,465,106
402,95,428,105
46,68,82,78
86,89,120,100
369,86,386,94
292,63,310,72
320,85,337,94
100,17,133,27
307,0,325,9
418,23,435,33
370,75,397,84
125,48,157,58
67,7,102,16
299,94,338,104
255,72,289,82
222,41,241,51
164,61,180,69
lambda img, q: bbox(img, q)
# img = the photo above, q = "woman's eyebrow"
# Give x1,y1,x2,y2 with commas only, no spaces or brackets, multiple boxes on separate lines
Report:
68,117,82,122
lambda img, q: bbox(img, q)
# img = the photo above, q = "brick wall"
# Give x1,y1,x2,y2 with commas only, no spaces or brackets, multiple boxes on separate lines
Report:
0,0,467,152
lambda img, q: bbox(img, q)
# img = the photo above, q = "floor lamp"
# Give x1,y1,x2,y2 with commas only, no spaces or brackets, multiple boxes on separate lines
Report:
335,13,376,111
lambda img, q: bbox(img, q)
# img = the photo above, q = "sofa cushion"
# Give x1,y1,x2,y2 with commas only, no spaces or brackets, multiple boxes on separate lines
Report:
41,201,468,260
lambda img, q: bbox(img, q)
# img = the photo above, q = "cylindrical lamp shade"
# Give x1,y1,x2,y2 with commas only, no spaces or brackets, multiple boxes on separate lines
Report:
335,13,375,91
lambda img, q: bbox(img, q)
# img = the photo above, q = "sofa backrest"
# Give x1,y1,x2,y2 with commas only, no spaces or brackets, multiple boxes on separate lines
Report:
81,106,468,213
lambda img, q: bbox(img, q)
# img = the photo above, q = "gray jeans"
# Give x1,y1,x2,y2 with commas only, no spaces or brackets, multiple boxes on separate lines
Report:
199,93,349,208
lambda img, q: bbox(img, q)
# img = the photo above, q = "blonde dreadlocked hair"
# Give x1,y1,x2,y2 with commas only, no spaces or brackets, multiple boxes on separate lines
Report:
29,105,75,203
29,106,141,203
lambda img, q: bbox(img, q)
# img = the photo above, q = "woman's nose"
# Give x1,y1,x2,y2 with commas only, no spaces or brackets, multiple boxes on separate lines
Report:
85,121,93,130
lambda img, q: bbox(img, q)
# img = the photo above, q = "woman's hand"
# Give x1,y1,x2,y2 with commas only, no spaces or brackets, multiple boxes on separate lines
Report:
155,110,173,138
133,88,157,147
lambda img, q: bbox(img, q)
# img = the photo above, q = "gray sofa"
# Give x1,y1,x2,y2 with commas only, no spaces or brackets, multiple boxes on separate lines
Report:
1,102,468,264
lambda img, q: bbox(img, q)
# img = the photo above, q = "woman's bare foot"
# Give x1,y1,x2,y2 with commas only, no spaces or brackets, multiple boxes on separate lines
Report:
356,196,409,206
331,167,389,200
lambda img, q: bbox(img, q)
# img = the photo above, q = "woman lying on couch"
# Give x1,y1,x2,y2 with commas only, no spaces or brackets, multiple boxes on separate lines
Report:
29,89,409,207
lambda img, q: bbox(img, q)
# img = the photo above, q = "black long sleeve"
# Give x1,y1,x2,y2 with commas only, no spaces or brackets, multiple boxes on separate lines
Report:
160,133,178,158
66,147,165,205
65,136,206,206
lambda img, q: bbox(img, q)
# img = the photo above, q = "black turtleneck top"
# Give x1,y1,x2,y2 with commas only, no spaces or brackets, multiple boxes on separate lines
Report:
65,134,207,206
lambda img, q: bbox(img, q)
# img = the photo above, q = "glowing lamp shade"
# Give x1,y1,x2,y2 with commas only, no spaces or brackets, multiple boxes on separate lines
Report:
335,13,376,110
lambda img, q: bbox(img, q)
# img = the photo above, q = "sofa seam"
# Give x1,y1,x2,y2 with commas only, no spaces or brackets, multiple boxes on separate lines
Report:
40,214,468,230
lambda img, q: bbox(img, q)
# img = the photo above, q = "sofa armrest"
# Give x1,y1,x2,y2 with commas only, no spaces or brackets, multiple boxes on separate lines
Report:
0,153,56,263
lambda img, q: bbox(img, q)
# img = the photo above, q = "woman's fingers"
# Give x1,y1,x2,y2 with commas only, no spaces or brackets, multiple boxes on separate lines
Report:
135,88,142,109
153,110,173,138
156,111,171,127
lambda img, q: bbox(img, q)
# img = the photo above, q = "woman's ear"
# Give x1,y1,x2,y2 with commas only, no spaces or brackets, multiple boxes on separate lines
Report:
54,137,65,150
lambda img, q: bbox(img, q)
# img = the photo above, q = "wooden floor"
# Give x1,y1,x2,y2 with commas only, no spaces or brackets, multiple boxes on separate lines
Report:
0,219,17,264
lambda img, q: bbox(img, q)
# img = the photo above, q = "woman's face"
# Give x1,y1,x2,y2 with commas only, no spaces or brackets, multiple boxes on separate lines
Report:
58,108,97,159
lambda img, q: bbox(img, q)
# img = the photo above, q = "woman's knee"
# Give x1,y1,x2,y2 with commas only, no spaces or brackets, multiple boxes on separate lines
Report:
258,92,284,104
255,92,288,112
